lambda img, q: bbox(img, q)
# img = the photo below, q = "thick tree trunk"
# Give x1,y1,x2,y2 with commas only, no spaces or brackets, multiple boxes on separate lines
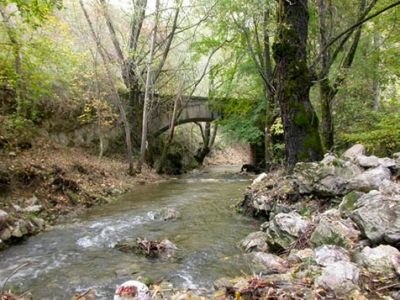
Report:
273,0,323,173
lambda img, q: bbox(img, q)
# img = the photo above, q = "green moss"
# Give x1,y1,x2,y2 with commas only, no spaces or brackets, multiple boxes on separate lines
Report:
341,191,361,213
293,104,309,127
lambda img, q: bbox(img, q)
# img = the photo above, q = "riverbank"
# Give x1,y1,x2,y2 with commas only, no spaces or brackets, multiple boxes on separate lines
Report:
0,137,248,250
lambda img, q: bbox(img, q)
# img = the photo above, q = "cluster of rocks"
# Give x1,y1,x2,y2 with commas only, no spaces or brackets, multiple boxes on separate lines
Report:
0,196,47,250
230,144,400,298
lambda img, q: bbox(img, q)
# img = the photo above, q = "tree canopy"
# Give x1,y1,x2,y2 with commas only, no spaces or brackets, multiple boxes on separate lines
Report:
0,0,399,172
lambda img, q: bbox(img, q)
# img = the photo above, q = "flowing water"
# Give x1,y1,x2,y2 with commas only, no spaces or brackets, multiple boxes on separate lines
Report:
0,165,260,299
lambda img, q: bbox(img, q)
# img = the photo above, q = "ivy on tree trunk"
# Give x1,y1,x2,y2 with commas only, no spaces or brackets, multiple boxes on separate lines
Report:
273,0,323,173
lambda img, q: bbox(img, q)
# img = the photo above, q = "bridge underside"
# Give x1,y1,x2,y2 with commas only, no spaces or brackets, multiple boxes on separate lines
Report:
150,117,218,136
148,98,221,136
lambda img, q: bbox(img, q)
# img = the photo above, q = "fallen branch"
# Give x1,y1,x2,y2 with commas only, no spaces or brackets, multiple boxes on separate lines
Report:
1,261,36,294
73,288,93,300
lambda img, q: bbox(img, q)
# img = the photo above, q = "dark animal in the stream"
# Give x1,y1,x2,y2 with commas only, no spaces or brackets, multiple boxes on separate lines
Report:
240,164,258,174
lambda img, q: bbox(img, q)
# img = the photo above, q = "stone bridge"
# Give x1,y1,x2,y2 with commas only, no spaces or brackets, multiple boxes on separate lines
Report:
148,95,221,135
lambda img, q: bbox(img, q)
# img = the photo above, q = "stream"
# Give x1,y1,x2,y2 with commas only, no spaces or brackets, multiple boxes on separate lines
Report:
0,165,261,299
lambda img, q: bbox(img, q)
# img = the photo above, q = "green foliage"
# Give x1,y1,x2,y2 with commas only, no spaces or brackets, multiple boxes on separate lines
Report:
0,0,63,28
339,104,400,156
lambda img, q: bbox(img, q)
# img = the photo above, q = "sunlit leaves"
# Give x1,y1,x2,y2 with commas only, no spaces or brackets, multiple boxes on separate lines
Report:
0,0,63,26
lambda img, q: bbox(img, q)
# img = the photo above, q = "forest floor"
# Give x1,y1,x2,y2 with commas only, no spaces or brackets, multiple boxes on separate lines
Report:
0,137,248,225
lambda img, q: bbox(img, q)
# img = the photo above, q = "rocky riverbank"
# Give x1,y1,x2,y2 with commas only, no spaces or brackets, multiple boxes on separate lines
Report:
220,144,400,299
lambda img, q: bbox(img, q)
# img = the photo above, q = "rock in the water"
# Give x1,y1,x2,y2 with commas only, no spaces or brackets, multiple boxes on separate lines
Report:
148,207,181,221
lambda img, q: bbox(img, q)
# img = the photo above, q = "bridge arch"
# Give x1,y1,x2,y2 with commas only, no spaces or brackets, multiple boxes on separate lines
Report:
148,96,221,136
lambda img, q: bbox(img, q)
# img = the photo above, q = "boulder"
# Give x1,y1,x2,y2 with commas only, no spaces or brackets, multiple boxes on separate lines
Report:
252,195,274,214
310,209,360,249
0,209,8,223
261,212,310,252
314,245,350,267
239,231,269,253
0,227,11,241
354,245,400,277
293,159,361,196
379,157,397,170
379,179,400,197
348,165,392,193
338,191,365,218
357,155,380,168
11,219,28,238
342,144,366,161
287,248,315,262
350,190,400,246
250,252,289,274
315,261,360,297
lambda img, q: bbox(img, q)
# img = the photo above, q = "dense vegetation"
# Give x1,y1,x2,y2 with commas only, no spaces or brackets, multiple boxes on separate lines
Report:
0,0,399,174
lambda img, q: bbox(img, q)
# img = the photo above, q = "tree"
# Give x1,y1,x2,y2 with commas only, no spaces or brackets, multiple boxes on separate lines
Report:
273,0,324,172
314,0,373,151
136,0,159,173
232,4,277,170
79,0,135,174
0,0,62,120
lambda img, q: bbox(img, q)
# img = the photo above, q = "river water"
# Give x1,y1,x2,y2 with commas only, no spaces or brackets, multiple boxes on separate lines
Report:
0,165,260,299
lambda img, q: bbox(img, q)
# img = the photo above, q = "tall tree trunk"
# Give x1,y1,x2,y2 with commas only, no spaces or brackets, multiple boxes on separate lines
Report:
317,0,334,151
263,10,277,171
136,0,159,173
79,0,134,174
273,0,323,173
373,30,381,111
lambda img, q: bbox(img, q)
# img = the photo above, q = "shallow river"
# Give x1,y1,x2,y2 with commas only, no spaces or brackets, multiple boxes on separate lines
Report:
0,165,260,299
